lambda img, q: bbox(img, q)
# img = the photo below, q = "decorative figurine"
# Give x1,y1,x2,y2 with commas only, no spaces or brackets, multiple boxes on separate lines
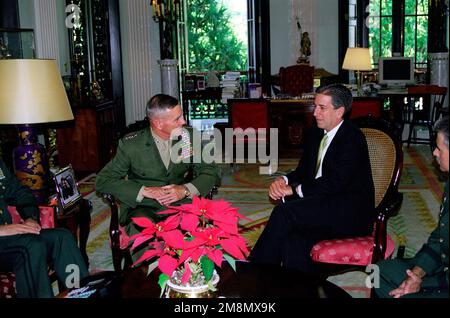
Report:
297,32,311,64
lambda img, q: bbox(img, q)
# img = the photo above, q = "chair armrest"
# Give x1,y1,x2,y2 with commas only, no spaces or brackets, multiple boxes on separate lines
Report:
101,193,123,273
205,185,219,199
372,191,403,263
375,190,403,218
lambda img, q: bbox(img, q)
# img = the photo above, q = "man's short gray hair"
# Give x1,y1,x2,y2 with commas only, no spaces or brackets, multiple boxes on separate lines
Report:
434,116,449,147
146,94,179,120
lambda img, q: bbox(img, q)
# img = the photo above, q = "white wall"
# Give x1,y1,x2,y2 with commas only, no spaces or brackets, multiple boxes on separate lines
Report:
18,0,70,76
314,0,339,74
119,0,161,125
270,0,339,75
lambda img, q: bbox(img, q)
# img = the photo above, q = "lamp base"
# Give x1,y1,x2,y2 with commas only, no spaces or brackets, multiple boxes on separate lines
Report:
12,125,50,205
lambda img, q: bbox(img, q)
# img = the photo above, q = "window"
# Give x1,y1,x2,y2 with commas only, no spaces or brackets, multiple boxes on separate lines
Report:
364,0,428,69
186,0,248,72
404,0,428,68
176,0,269,94
367,0,393,67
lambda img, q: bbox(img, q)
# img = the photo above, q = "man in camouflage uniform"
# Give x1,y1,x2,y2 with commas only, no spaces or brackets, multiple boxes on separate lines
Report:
0,159,88,298
95,94,221,237
375,116,448,298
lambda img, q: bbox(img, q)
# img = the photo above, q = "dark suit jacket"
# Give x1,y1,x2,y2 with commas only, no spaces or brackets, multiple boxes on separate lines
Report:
285,120,375,233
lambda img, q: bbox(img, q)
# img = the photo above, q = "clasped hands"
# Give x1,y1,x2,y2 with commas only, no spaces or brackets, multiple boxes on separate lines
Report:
269,177,293,201
0,218,41,237
142,184,186,206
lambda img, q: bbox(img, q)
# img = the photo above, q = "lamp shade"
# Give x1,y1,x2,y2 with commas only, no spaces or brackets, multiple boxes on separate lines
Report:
0,59,74,124
342,48,372,71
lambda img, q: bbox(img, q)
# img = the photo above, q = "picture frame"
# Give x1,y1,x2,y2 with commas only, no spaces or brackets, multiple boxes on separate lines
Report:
53,165,82,210
196,76,206,90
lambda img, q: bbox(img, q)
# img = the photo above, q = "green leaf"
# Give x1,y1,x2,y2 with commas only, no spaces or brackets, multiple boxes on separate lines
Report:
223,253,236,272
200,256,214,281
158,273,169,298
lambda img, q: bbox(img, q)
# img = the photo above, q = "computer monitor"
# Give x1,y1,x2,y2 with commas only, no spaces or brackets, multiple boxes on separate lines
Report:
378,57,415,86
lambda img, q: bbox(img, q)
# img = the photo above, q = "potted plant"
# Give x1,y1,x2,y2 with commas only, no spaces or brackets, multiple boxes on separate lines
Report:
130,196,250,297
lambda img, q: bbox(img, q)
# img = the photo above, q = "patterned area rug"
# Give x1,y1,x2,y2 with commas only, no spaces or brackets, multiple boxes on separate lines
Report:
79,145,446,297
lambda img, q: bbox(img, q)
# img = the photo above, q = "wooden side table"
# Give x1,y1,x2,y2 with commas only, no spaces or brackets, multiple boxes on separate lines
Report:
55,198,92,268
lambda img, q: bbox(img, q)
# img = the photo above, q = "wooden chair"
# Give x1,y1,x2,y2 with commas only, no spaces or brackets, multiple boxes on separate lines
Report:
310,116,403,278
349,97,382,120
279,64,314,97
214,99,270,164
404,85,447,151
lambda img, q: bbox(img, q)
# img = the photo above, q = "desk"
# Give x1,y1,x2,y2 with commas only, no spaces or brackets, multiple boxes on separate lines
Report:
121,261,350,298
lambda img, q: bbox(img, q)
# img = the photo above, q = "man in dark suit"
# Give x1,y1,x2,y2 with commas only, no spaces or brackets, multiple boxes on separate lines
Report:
0,159,89,297
249,83,375,273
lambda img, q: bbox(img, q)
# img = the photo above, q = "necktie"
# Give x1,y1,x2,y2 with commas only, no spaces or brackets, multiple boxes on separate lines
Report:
315,134,328,174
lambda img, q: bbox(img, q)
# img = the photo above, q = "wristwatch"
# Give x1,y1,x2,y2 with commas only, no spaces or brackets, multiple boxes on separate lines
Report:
182,185,191,198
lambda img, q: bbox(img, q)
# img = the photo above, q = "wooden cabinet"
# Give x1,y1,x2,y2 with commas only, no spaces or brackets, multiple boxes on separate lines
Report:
57,101,116,173
269,99,316,158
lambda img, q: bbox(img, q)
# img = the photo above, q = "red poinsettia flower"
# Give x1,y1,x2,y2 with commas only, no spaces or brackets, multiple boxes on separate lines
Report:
130,197,251,292
160,196,250,235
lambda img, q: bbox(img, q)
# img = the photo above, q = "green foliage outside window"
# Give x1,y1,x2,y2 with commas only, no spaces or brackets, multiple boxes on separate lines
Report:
187,0,247,72
367,0,428,68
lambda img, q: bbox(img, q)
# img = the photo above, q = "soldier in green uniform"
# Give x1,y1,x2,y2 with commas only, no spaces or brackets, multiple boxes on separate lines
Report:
0,159,89,298
95,94,221,239
375,116,449,298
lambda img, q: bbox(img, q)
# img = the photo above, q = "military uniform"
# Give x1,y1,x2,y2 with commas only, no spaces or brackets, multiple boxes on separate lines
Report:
375,181,449,298
95,127,221,232
0,159,89,298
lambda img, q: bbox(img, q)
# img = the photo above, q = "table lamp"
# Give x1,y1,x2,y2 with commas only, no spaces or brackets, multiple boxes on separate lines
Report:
342,47,372,94
0,59,74,204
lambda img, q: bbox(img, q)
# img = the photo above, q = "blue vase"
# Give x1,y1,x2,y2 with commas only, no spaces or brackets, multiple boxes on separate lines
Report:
13,125,49,204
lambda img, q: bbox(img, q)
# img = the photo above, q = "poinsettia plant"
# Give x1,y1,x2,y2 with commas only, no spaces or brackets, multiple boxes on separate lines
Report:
130,196,250,293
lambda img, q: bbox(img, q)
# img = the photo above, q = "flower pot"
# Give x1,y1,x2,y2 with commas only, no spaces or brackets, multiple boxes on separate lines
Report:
165,271,220,298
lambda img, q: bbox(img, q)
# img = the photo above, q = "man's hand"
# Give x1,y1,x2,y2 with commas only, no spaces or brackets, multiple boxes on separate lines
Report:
23,218,41,232
389,267,425,298
0,223,41,237
142,186,167,200
157,185,186,206
269,177,293,201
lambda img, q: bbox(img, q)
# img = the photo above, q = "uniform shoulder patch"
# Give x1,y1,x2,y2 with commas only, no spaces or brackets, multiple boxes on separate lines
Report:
123,131,139,141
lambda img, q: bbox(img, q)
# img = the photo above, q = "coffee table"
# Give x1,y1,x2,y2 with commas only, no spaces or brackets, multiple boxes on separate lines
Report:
121,260,351,298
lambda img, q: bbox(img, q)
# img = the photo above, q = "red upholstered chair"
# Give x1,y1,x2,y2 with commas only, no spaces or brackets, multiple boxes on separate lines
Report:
310,116,403,277
228,99,270,163
0,206,55,298
279,65,314,97
349,98,382,120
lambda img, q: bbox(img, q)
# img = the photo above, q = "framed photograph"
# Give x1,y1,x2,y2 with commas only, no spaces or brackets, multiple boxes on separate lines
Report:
53,165,82,210
196,76,206,90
